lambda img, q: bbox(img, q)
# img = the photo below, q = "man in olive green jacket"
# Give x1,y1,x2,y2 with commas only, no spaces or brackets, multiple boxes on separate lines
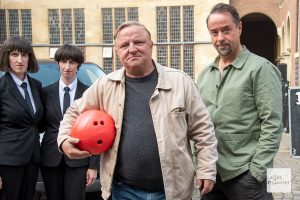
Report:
197,3,283,200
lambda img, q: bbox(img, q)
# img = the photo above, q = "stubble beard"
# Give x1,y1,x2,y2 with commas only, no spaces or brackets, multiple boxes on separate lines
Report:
217,45,232,57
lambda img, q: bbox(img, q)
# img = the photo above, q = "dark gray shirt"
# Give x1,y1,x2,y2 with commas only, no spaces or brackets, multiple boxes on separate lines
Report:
114,68,164,192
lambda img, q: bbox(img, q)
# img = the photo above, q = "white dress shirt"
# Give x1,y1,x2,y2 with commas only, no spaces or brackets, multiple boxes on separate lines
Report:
59,78,78,115
10,72,36,113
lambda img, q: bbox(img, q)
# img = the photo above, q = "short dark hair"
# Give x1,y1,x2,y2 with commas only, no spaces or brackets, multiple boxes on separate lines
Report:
0,36,39,73
113,21,152,40
206,3,241,26
54,44,84,68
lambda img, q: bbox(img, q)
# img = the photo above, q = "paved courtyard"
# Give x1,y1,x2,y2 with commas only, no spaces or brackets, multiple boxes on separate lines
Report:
193,132,300,200
273,133,300,200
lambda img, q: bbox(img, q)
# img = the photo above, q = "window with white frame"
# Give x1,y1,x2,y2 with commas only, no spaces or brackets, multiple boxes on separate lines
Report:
48,9,85,46
156,6,194,78
62,9,72,44
0,9,7,44
9,9,19,36
21,9,32,42
0,9,32,44
49,9,60,44
101,7,139,73
74,8,85,45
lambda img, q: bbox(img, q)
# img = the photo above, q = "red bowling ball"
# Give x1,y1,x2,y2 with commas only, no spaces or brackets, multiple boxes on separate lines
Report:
71,110,116,155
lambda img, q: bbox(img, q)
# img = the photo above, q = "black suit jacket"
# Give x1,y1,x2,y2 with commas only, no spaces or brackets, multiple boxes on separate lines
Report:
41,80,99,168
0,73,44,166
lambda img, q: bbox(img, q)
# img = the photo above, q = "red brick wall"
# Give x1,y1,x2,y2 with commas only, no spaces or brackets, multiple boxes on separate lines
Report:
231,0,299,85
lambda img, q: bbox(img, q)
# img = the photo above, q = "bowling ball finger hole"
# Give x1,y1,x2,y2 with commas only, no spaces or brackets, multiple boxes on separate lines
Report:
100,120,104,125
93,121,98,126
97,140,103,144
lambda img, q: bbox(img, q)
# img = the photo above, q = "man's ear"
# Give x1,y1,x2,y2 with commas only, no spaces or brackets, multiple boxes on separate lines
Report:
239,22,242,35
114,48,119,58
150,41,153,48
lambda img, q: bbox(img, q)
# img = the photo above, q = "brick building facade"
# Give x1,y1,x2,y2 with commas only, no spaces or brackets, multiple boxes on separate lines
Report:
233,0,299,86
0,0,299,84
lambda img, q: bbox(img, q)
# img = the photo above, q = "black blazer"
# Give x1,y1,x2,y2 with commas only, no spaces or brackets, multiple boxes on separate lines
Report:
0,72,44,166
41,80,99,168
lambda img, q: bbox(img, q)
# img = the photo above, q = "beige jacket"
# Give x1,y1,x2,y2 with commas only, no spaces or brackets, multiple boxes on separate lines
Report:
58,62,218,200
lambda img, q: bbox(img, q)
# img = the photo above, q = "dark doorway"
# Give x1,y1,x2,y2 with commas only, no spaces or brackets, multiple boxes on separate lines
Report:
241,13,278,65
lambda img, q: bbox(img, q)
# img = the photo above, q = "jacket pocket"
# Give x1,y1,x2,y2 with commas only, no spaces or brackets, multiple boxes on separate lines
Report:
167,108,187,136
221,132,257,167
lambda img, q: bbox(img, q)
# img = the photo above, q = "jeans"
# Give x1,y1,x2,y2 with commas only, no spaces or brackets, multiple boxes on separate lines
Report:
112,180,166,200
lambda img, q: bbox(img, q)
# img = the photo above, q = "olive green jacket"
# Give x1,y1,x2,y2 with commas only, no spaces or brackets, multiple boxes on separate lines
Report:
197,47,283,182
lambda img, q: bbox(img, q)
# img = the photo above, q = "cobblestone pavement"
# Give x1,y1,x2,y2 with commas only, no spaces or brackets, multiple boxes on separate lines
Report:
192,132,300,200
273,132,300,200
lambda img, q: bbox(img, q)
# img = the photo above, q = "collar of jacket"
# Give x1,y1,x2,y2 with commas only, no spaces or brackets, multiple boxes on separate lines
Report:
208,45,251,71
106,60,172,90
